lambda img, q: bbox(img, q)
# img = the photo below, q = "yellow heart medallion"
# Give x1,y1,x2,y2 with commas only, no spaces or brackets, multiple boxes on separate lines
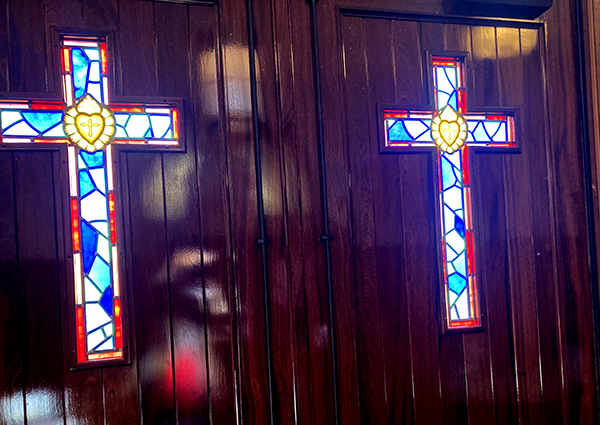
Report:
75,113,105,143
431,105,467,153
63,95,116,152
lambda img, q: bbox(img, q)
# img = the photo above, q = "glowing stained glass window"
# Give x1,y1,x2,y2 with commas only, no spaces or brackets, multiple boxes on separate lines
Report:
0,33,182,364
382,55,516,331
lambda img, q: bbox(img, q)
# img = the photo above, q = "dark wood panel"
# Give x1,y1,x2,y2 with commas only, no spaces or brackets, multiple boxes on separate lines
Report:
15,151,65,423
0,153,23,425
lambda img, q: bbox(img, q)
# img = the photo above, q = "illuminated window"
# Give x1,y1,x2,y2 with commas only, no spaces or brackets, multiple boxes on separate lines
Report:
381,54,516,331
0,33,182,364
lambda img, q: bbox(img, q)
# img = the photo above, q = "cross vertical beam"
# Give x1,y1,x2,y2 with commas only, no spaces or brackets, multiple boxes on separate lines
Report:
379,52,517,331
0,31,183,366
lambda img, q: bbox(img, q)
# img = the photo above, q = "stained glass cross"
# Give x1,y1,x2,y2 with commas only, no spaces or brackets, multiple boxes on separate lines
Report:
380,53,516,331
0,33,182,365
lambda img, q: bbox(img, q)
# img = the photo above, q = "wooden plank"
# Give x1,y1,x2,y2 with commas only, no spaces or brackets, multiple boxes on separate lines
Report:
217,0,270,420
341,16,387,423
369,18,418,425
250,0,297,420
278,0,339,420
497,25,544,425
7,0,46,92
544,0,597,420
318,4,362,425
155,3,211,424
81,0,118,31
520,27,563,422
188,5,240,425
0,153,24,425
15,151,65,424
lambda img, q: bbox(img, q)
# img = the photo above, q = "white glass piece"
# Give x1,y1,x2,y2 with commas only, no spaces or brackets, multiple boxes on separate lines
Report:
446,244,458,262
484,122,501,138
91,221,109,238
90,168,106,194
64,40,98,47
112,246,120,297
437,92,450,110
126,114,150,138
68,146,78,196
444,205,455,233
87,328,105,351
446,262,456,275
445,230,465,255
74,253,83,305
146,108,171,114
85,302,111,331
491,122,507,142
106,145,114,191
1,111,22,129
115,126,127,138
80,191,108,222
443,186,463,212
97,235,110,263
96,338,114,351
115,114,129,126
445,150,462,170
4,120,38,136
78,155,87,169
404,120,428,138
88,62,101,82
454,290,470,319
87,83,102,103
436,67,455,96
84,277,102,302
165,129,172,138
84,49,100,60
103,77,109,105
103,323,114,337
43,124,67,137
448,288,458,310
150,115,172,139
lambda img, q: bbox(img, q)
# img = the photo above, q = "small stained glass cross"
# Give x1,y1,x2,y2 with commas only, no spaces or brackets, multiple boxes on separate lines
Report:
0,33,182,365
380,53,516,331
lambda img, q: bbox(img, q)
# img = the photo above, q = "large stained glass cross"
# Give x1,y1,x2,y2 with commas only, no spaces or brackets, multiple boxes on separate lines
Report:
380,53,516,331
0,32,182,365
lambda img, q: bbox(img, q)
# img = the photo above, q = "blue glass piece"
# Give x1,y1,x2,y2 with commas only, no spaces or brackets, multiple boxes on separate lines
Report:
81,150,105,168
441,157,456,190
452,252,467,276
448,273,467,295
388,120,412,141
72,48,91,99
454,215,466,238
21,112,63,133
88,257,111,292
447,91,458,110
144,127,153,138
79,170,95,197
100,286,113,317
81,221,98,274
472,123,491,142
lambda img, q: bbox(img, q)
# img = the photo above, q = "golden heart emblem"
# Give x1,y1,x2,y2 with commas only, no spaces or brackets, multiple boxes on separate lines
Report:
439,120,460,146
75,113,105,143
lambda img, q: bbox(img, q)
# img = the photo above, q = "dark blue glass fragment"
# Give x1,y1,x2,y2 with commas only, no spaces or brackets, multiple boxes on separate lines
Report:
80,150,105,168
72,48,91,99
455,215,466,238
100,286,113,317
79,170,95,197
81,220,98,274
22,112,63,133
